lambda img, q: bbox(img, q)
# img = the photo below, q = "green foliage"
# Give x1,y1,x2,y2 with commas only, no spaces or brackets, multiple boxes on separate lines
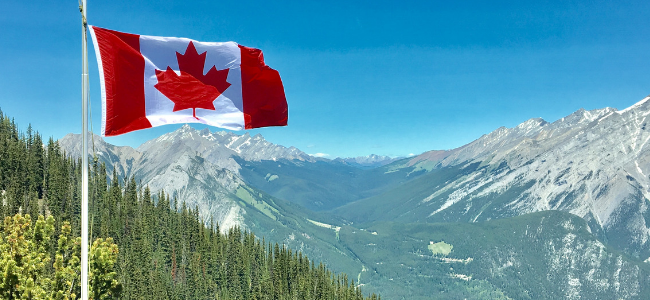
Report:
0,108,377,299
428,241,452,256
0,214,53,299
95,182,375,299
52,221,80,300
0,214,120,300
334,211,650,300
89,238,121,300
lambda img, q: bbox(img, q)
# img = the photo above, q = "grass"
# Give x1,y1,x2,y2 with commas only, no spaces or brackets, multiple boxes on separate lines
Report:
235,186,279,220
428,241,453,256
264,173,279,182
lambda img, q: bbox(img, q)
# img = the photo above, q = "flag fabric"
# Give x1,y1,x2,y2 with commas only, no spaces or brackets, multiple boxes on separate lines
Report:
88,26,288,136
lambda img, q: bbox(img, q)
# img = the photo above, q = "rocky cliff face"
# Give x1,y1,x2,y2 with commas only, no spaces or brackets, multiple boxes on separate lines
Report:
61,98,650,259
59,125,315,231
58,97,650,299
364,97,650,259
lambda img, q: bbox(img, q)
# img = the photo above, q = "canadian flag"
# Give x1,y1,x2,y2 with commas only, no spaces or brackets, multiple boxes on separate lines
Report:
89,26,288,136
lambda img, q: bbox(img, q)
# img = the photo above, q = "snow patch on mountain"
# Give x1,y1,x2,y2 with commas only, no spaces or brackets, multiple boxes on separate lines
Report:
336,154,403,169
406,97,650,258
59,125,317,232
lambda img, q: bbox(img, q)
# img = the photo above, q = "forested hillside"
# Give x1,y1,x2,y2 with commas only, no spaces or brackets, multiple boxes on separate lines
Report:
0,109,378,300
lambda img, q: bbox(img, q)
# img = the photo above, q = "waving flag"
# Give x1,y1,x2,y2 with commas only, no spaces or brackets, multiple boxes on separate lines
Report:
89,26,287,136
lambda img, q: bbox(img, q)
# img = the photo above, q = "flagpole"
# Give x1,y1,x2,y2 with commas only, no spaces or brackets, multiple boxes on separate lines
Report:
80,0,90,299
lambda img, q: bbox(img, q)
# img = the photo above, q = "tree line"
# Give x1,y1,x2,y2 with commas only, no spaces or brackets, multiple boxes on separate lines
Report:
0,108,379,300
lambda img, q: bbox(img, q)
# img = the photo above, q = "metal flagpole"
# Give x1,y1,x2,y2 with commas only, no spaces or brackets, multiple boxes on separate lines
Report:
80,0,90,299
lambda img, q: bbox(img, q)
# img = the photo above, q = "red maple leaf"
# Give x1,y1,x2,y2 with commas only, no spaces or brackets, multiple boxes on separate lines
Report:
154,41,231,119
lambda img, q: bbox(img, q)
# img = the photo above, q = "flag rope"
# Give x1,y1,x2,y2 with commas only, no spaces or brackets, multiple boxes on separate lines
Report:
89,90,96,249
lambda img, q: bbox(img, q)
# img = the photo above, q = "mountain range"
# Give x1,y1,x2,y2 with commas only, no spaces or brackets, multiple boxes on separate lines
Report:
59,96,650,299
334,154,403,169
338,99,650,260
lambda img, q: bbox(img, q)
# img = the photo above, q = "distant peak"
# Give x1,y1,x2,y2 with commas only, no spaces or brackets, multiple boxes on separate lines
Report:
175,124,199,135
200,128,210,135
339,154,401,168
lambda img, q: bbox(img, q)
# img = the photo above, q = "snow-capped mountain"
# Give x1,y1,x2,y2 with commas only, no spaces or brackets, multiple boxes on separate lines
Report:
57,98,650,298
335,154,403,169
59,126,379,282
137,125,313,166
62,125,314,176
60,125,316,229
339,96,650,259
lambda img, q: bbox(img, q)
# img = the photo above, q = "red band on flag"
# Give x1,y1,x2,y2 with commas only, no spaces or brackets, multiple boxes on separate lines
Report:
239,45,288,129
92,27,152,136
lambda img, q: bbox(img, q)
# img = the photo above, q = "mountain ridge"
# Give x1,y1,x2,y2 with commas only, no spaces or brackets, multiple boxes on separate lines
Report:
56,97,650,299
339,96,650,259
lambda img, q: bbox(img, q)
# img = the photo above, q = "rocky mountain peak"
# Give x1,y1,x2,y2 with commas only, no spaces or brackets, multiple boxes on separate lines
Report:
336,154,402,168
199,127,211,136
549,107,615,131
398,96,650,258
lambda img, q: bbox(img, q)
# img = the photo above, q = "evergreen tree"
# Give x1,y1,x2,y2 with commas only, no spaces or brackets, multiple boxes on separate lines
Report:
0,214,121,300
0,108,379,300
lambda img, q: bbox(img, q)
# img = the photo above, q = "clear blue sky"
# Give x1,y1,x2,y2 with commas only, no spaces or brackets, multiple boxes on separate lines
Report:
2,0,650,158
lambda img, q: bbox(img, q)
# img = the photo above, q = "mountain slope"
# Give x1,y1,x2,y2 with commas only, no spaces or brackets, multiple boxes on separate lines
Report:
336,97,650,259
61,126,422,212
338,211,650,300
235,156,420,211
59,127,376,279
57,96,650,299
58,133,141,178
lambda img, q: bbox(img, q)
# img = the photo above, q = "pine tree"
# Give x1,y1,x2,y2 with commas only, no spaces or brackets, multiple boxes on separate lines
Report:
89,237,122,300
0,214,53,299
0,214,121,300
0,109,380,300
